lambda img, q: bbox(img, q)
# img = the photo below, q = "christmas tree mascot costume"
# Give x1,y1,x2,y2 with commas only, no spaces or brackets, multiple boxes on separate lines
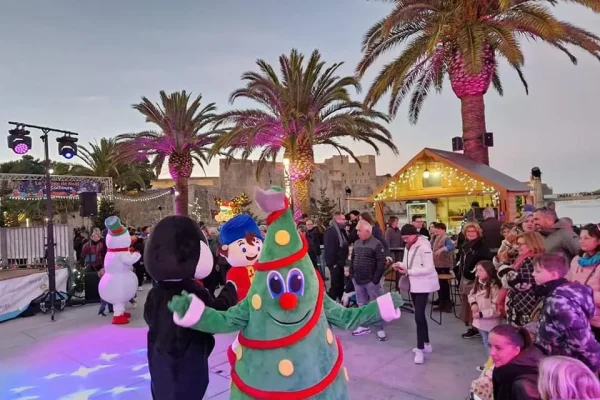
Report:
98,216,140,325
169,186,403,399
219,214,263,303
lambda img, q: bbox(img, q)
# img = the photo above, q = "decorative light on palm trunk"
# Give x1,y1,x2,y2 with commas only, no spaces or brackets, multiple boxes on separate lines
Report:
168,151,193,216
282,158,292,199
449,45,495,165
289,155,313,222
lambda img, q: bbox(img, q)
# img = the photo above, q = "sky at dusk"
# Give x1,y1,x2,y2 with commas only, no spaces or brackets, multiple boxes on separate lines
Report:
1,0,599,193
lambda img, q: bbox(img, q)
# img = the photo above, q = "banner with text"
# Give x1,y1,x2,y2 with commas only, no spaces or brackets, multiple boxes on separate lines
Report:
0,268,68,322
9,179,100,199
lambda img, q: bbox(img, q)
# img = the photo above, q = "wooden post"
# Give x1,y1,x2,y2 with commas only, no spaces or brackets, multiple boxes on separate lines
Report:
375,201,385,229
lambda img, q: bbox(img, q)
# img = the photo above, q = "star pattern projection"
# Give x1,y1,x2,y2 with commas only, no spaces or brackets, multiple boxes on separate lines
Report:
3,349,153,399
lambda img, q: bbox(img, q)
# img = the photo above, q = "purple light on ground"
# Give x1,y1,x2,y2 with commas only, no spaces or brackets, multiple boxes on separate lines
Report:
13,143,30,154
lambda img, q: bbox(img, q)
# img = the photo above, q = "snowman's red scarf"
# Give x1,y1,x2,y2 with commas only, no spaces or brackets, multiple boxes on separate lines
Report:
107,247,130,253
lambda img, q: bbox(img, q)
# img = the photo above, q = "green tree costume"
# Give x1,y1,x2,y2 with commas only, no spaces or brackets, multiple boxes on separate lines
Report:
169,186,403,399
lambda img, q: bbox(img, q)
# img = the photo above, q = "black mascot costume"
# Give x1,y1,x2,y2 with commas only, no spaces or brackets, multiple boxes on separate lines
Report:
144,215,238,399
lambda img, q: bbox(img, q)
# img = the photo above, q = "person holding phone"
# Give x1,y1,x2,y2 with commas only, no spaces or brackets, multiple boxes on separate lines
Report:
392,224,439,364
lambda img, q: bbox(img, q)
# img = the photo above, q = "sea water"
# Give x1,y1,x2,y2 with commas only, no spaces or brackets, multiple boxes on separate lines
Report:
555,199,600,226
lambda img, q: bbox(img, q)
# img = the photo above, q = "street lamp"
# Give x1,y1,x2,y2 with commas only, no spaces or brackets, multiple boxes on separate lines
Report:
345,186,352,213
8,122,80,322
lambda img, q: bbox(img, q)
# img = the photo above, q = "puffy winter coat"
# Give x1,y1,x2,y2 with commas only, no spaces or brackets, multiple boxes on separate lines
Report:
536,278,600,373
401,236,440,294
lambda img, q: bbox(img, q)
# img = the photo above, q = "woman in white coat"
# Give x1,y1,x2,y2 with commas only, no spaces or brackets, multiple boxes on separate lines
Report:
393,224,440,364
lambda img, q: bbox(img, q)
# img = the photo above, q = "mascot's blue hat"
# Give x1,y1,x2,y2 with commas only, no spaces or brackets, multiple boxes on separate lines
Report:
219,214,262,245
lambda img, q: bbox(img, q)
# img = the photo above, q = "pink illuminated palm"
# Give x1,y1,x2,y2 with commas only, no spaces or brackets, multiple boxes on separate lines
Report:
359,0,600,165
212,49,398,220
117,91,219,216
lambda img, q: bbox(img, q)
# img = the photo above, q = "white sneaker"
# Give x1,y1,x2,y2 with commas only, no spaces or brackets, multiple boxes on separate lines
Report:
376,330,387,341
352,327,371,336
413,349,424,364
412,344,432,354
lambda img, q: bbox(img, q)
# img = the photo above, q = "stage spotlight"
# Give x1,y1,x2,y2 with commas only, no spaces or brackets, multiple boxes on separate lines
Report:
8,126,32,154
57,135,78,159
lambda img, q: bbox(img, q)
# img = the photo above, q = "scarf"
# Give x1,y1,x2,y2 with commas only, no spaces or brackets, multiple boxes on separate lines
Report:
512,251,533,270
578,252,600,267
329,219,347,248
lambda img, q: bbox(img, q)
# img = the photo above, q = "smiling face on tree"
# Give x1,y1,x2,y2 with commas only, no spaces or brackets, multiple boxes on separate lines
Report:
240,208,323,339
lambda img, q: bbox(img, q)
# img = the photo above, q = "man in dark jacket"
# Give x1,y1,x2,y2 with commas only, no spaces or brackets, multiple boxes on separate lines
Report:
349,220,388,341
324,212,349,301
534,207,580,262
305,219,323,278
480,207,503,256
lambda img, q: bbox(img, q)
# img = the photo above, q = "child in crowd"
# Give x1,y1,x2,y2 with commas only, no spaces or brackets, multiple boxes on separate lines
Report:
532,253,600,373
342,265,356,307
537,356,600,400
468,260,503,370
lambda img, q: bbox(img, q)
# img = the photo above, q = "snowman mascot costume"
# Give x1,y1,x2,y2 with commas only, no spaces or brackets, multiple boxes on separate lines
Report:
98,216,140,325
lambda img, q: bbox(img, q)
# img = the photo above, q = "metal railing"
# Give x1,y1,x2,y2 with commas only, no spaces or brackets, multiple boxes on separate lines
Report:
0,225,75,269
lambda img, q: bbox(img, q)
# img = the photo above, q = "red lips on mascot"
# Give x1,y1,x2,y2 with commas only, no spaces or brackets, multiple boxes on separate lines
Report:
219,214,263,303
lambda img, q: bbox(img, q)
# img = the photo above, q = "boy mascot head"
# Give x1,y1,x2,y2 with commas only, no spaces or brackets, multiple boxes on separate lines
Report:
220,214,263,302
145,216,214,282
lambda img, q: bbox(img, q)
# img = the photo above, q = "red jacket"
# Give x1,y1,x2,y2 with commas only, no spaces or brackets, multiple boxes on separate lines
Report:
226,266,255,303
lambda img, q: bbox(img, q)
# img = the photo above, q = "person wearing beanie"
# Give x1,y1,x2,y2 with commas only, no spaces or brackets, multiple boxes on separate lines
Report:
393,223,439,364
169,186,403,399
143,215,238,400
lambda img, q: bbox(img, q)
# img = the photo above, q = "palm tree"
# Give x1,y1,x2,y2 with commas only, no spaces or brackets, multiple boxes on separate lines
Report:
117,91,219,216
70,138,155,193
212,49,398,220
358,0,600,165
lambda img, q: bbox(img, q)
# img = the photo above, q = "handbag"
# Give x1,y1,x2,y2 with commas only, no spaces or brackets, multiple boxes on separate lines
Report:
397,244,420,292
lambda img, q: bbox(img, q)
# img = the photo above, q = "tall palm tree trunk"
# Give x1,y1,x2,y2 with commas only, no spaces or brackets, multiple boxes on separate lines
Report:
173,177,189,216
288,146,314,221
460,94,489,165
169,151,193,216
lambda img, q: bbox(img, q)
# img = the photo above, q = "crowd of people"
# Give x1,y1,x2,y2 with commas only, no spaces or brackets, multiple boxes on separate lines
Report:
73,200,600,399
290,203,600,399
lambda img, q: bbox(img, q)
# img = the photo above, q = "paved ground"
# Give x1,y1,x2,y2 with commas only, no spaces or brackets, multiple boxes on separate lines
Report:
0,283,484,399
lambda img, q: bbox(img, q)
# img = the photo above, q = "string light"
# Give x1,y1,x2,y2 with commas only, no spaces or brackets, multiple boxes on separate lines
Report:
374,161,500,206
111,190,172,203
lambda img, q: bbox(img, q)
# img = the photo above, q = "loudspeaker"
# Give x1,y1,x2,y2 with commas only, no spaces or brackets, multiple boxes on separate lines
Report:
452,136,464,152
484,132,494,147
79,192,98,217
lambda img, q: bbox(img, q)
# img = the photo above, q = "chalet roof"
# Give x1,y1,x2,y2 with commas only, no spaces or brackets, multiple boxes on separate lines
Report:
369,147,531,202
426,148,531,192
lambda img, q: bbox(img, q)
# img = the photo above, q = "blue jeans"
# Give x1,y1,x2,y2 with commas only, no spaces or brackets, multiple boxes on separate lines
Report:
99,301,113,314
480,330,490,355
